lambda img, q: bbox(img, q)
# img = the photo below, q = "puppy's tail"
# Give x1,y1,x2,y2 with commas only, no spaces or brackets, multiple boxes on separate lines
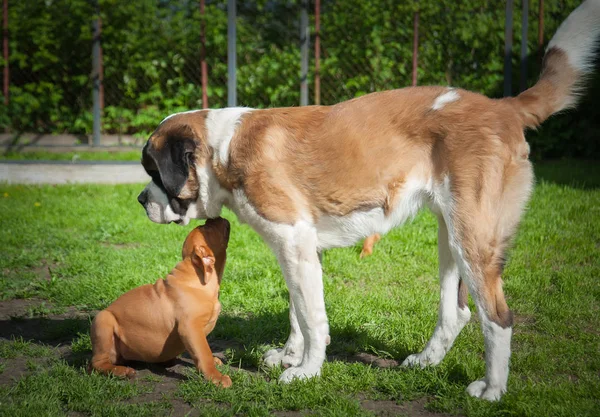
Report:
514,0,600,129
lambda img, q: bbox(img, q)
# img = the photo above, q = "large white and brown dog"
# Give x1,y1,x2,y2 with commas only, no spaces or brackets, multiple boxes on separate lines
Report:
137,1,599,401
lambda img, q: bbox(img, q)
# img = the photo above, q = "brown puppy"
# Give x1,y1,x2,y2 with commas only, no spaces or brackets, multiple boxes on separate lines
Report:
88,217,231,388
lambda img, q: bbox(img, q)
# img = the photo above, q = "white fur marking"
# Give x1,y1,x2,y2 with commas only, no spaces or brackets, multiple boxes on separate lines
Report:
141,182,181,224
159,109,203,125
206,107,253,165
432,89,460,110
195,163,231,220
467,320,512,401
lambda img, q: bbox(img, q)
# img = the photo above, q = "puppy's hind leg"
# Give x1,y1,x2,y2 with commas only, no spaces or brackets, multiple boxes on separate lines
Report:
89,310,136,378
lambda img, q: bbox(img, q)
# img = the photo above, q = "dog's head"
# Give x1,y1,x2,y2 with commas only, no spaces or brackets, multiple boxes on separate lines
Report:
182,217,231,284
137,111,210,226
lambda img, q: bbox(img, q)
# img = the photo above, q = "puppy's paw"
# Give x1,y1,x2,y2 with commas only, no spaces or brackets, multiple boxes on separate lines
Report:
112,366,136,379
279,366,320,383
466,378,504,401
209,373,232,388
213,357,224,366
263,348,302,369
359,248,372,258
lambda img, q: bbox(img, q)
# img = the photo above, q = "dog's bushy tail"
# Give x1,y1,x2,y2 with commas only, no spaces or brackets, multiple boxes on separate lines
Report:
514,0,600,129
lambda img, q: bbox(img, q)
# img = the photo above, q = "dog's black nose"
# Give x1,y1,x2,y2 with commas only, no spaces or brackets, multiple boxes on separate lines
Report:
137,191,148,206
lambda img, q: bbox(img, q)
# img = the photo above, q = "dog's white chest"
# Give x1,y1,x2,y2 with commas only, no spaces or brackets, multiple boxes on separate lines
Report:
229,174,436,252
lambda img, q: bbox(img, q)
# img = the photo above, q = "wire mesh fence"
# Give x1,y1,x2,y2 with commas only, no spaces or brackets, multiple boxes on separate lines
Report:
0,0,588,152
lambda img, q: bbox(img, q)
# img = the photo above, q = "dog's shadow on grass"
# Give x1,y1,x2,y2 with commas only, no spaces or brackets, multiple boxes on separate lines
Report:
214,310,411,370
0,307,414,377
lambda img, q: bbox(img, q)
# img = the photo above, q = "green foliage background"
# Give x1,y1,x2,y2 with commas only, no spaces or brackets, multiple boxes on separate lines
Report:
0,0,598,158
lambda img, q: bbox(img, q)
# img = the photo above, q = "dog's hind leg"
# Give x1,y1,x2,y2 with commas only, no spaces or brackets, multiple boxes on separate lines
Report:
89,310,136,378
454,160,532,401
402,215,471,368
456,231,514,401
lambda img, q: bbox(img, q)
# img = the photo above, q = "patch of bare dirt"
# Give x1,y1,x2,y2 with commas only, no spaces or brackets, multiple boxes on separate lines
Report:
0,298,47,320
0,357,31,386
169,399,196,417
361,397,458,417
328,351,399,368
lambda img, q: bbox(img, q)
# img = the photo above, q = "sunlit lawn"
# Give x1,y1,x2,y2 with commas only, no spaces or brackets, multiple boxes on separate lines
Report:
0,160,598,416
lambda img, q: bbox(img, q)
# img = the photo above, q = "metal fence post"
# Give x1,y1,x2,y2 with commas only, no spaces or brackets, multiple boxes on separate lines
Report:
92,2,103,146
314,0,320,105
300,0,309,106
538,0,544,63
200,0,208,109
520,0,528,92
412,11,419,87
3,0,8,106
227,0,236,107
504,0,513,97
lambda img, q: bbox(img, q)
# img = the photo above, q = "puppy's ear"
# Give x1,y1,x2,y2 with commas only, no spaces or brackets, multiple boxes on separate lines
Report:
191,245,216,284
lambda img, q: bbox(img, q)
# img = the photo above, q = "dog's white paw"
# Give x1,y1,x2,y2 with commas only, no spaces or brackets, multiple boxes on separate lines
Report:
466,379,504,401
279,365,321,383
263,348,302,369
401,352,439,368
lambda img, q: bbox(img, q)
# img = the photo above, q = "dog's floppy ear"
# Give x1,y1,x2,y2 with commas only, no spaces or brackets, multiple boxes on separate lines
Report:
191,245,216,285
145,125,197,197
155,138,196,197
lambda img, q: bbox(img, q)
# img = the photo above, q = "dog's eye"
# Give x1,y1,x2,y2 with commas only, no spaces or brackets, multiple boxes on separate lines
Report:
184,151,195,168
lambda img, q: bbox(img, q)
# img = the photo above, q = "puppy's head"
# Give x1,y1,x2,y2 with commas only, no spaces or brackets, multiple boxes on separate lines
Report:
182,217,231,284
137,111,210,226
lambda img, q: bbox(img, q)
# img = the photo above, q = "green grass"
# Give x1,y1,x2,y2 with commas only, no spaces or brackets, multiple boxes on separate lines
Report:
1,150,142,162
0,160,599,416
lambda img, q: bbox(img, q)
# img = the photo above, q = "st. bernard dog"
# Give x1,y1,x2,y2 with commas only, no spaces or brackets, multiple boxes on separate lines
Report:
138,1,599,401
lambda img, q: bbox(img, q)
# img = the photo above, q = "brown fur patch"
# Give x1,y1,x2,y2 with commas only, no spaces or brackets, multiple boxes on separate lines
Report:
217,88,456,223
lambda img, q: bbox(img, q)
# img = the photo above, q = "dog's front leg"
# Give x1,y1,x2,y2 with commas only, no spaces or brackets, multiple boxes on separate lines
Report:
263,295,304,368
273,223,329,382
179,317,232,388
